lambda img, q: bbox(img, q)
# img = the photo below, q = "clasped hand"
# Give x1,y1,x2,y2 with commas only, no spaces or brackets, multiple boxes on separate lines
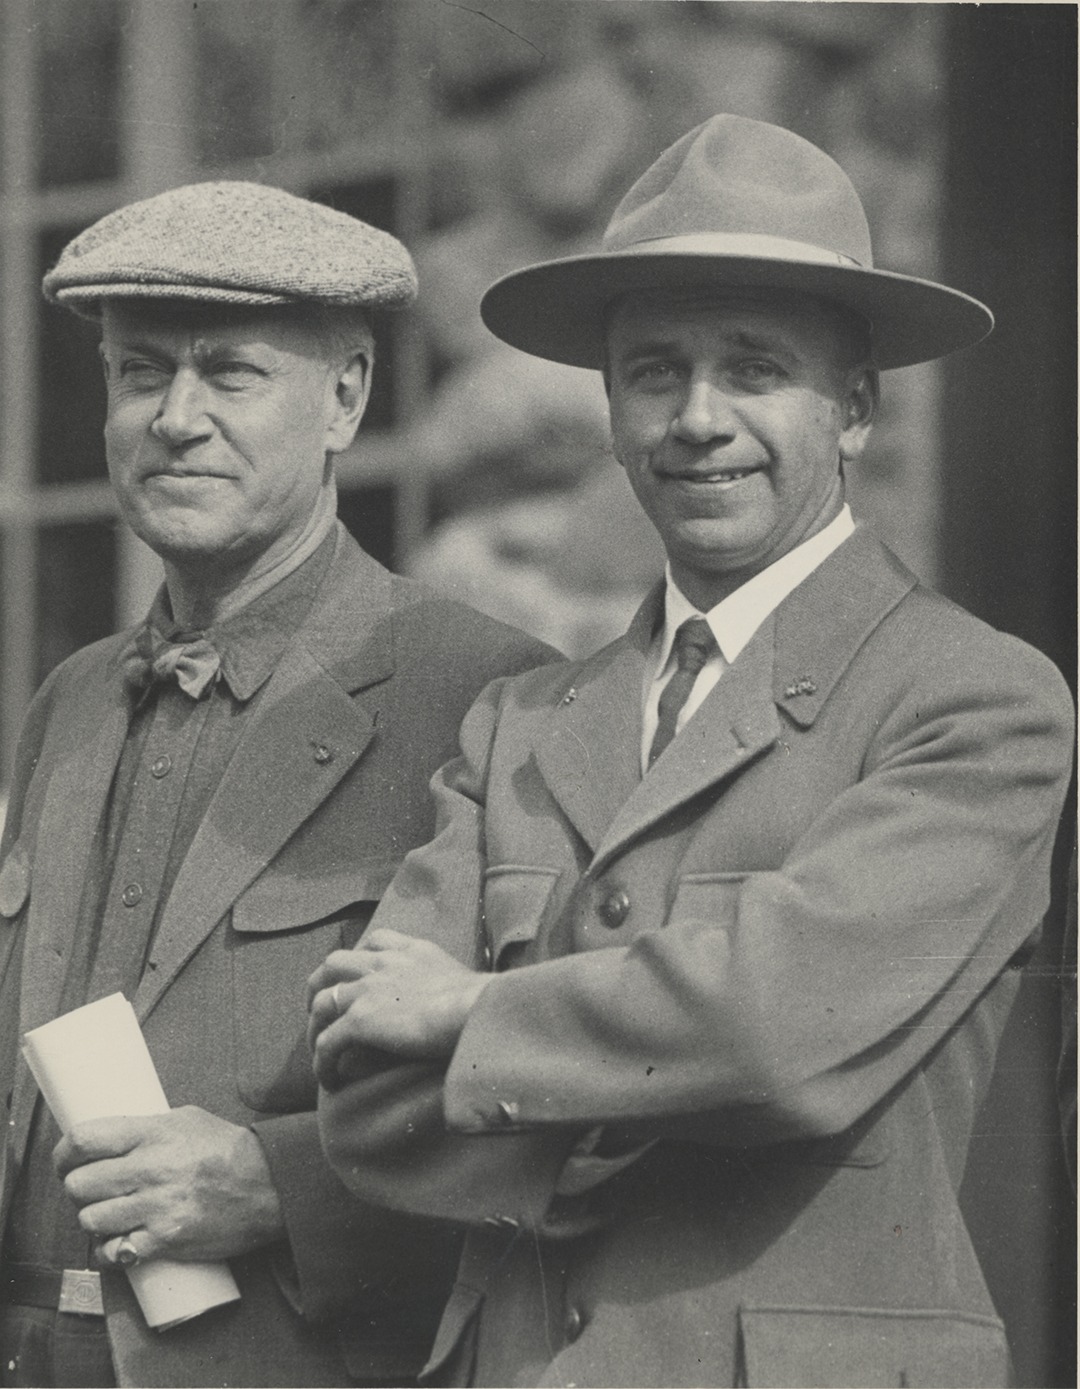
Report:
306,927,491,1088
53,1105,283,1268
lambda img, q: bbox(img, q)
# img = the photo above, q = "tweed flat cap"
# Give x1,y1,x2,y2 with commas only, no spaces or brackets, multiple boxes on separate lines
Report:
43,180,418,317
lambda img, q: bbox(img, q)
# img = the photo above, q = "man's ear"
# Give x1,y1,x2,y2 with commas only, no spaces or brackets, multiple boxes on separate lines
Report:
325,350,372,455
838,367,879,464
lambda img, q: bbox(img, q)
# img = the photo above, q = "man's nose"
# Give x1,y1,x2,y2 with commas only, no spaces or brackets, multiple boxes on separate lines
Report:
671,377,738,444
150,370,210,445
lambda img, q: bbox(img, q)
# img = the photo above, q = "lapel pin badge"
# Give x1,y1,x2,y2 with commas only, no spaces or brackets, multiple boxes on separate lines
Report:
559,687,577,706
783,677,817,698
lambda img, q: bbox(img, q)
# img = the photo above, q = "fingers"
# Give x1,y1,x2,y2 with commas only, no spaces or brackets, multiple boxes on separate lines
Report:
359,927,421,952
307,977,358,1050
305,949,370,1009
97,1232,149,1269
311,1012,368,1089
54,1115,154,1179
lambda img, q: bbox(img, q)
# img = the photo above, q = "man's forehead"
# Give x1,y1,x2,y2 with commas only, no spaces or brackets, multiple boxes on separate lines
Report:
99,298,323,358
101,299,318,348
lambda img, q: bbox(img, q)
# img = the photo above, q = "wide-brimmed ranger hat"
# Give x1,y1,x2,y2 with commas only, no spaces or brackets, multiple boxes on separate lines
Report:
481,114,992,371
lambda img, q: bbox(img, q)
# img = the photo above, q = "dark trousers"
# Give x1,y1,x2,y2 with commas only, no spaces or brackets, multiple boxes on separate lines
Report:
0,1305,116,1388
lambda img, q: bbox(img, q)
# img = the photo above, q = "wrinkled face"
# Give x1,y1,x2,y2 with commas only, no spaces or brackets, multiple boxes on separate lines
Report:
606,290,875,609
100,303,361,575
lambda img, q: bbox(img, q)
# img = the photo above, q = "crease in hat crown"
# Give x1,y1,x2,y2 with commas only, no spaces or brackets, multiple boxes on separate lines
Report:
480,113,993,371
43,180,418,317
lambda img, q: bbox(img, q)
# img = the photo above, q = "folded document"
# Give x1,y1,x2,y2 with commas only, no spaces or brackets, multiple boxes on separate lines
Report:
22,992,241,1330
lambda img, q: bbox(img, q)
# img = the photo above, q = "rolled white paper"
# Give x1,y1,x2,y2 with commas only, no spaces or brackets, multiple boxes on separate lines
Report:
22,992,241,1330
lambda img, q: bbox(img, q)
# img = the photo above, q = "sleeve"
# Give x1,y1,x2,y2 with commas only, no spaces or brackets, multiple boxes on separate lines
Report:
321,640,1075,1227
441,645,1075,1148
318,680,589,1232
250,1110,462,1322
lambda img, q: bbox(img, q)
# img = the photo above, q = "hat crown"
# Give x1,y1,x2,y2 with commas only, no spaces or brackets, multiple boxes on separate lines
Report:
43,179,417,317
603,114,873,268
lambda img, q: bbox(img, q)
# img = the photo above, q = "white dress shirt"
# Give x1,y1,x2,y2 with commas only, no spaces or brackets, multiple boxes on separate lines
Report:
641,506,856,772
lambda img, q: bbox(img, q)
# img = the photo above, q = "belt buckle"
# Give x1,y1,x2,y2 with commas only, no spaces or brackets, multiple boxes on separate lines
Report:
58,1268,105,1317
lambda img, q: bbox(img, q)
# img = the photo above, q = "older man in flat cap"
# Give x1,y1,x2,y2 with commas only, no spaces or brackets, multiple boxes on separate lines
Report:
309,116,1074,1388
0,182,554,1389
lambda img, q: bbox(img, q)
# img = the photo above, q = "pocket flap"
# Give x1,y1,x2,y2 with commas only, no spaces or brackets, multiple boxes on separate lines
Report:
739,1304,1009,1388
482,865,561,968
668,870,747,928
0,841,30,919
232,860,401,934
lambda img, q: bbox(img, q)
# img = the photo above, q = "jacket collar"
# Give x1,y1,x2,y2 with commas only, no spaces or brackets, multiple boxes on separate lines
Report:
534,529,916,865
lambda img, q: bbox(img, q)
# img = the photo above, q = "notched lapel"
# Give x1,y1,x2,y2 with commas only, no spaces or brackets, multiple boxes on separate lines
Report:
135,645,376,1017
533,595,660,852
594,620,781,871
19,673,131,1038
773,527,916,727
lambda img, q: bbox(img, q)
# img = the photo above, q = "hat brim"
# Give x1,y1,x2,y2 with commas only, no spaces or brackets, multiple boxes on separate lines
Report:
480,249,993,371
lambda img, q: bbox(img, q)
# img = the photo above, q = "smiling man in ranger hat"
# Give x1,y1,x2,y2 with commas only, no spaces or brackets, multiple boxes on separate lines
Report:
0,182,555,1389
308,116,1074,1388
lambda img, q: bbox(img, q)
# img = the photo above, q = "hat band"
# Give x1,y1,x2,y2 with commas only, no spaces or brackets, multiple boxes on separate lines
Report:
603,231,865,269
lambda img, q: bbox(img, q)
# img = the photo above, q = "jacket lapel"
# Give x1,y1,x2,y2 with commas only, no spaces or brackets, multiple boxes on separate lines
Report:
18,670,130,1038
134,527,397,1019
593,618,781,872
534,528,917,874
12,653,131,1155
533,589,660,852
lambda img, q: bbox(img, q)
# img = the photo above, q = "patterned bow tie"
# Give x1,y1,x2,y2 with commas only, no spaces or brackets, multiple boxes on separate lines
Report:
121,625,222,700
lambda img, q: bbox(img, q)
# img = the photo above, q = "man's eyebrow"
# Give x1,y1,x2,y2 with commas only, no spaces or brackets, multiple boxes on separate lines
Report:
726,329,798,360
611,336,684,361
108,335,172,359
612,328,799,362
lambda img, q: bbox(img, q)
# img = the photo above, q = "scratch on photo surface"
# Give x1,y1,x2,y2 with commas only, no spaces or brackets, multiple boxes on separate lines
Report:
438,1,547,58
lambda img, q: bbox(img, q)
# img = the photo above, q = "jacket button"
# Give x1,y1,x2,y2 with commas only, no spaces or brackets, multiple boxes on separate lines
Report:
150,754,172,778
121,883,143,907
564,1304,585,1343
597,888,630,928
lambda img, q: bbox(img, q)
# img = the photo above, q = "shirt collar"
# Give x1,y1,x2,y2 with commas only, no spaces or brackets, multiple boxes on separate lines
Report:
659,505,856,669
146,529,336,703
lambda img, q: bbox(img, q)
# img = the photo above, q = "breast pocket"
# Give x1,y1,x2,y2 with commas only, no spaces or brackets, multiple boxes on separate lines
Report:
482,865,563,970
230,860,399,1113
737,1304,1009,1387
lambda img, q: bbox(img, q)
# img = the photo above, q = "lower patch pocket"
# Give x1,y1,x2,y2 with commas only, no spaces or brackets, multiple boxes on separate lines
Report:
738,1303,1009,1388
231,905,377,1113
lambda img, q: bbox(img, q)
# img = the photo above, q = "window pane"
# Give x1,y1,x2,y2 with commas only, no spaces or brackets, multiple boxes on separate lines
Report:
300,0,394,152
37,227,109,485
37,522,117,682
37,0,122,187
194,0,278,164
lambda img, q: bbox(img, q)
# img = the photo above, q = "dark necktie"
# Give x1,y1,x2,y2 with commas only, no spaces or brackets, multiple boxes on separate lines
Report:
648,617,719,768
121,624,222,700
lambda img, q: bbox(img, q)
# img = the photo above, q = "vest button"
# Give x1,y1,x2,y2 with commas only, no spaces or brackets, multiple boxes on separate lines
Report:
597,888,630,928
564,1304,585,1343
121,883,143,907
150,754,172,778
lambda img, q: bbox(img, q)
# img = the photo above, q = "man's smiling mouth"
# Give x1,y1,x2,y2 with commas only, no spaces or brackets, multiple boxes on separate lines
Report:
667,465,762,484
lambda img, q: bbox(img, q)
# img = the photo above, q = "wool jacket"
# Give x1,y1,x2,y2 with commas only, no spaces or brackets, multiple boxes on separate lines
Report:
0,522,554,1388
320,527,1075,1388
